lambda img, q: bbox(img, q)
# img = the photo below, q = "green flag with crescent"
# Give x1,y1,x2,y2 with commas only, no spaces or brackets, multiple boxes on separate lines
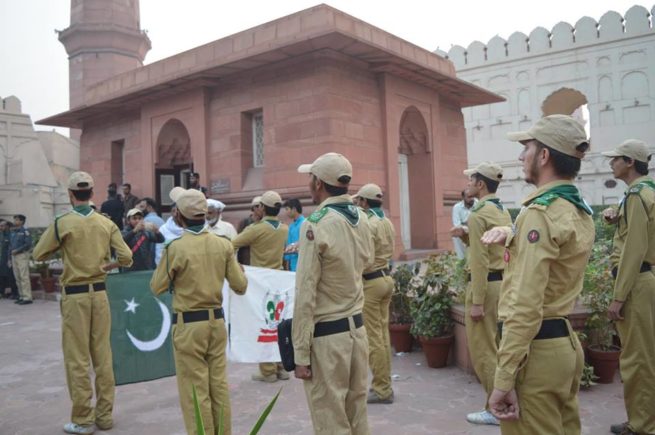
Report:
107,270,175,385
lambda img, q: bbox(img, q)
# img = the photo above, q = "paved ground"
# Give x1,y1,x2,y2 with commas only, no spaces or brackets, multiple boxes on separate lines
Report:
1,298,626,434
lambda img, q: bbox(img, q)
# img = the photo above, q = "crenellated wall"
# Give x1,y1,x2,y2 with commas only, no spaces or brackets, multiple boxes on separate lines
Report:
441,4,655,207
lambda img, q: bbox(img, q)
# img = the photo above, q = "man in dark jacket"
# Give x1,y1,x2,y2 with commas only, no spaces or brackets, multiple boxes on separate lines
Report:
0,220,18,299
122,208,164,271
101,183,124,230
10,214,33,304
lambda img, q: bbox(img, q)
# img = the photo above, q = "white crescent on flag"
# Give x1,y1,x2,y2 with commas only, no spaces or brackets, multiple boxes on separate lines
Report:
126,298,171,352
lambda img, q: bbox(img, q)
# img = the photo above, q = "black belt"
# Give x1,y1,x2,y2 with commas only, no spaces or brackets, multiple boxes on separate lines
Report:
64,282,106,295
467,271,503,282
172,308,224,324
498,318,569,341
314,313,363,338
363,269,389,281
611,262,651,279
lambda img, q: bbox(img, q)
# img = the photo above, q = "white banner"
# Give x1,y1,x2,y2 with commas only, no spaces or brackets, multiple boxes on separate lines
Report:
222,266,295,363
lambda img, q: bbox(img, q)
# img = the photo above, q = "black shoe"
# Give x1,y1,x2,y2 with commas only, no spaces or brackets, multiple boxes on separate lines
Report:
17,299,33,305
610,422,628,434
14,298,22,304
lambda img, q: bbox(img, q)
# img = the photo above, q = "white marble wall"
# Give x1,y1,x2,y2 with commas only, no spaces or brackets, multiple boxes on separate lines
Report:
440,5,655,207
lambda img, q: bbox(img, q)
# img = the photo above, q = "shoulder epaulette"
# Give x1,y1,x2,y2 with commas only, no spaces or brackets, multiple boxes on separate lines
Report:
308,208,329,224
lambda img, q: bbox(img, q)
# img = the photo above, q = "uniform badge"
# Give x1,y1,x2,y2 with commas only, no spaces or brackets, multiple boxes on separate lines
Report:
527,230,540,243
306,229,314,241
503,249,510,263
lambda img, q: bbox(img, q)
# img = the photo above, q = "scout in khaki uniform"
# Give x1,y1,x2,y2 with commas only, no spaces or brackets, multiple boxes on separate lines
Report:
32,172,133,435
293,152,374,435
354,183,396,405
232,191,289,382
481,115,595,434
151,187,247,435
600,140,655,435
457,162,512,426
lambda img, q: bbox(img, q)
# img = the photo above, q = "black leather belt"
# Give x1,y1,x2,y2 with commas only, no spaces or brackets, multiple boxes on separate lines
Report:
173,308,224,324
363,269,389,281
467,271,503,282
497,318,568,341
64,282,106,295
314,313,363,338
611,262,651,279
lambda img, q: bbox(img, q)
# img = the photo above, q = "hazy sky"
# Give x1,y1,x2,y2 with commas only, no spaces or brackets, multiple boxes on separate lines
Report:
0,0,647,134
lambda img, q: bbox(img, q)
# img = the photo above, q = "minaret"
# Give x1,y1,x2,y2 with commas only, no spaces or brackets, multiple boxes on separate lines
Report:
58,0,151,138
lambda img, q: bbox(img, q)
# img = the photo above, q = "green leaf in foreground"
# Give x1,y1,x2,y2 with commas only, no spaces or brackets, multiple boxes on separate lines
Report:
192,385,206,435
249,387,282,435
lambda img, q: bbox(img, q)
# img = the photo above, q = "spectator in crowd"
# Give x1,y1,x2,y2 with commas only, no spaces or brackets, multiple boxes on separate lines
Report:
137,197,165,229
206,199,237,240
121,183,139,215
451,189,476,259
101,183,125,230
155,204,184,265
283,198,305,271
10,214,33,305
189,172,208,196
121,209,164,272
0,220,18,299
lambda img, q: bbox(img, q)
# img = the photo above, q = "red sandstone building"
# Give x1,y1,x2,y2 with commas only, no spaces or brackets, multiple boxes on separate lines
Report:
40,1,501,258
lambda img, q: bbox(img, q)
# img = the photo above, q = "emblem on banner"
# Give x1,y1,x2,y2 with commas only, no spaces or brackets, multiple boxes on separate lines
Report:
257,288,290,343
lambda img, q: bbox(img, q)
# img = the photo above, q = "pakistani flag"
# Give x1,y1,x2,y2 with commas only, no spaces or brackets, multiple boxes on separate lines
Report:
107,271,176,385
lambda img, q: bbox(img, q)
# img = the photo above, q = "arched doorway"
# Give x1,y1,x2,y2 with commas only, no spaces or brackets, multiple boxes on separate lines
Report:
398,106,434,250
541,87,590,137
155,119,192,213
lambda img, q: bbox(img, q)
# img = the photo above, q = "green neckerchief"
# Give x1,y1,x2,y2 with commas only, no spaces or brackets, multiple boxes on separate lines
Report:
184,224,206,234
368,207,384,219
620,177,655,222
263,217,281,229
528,184,592,215
472,195,504,212
73,205,93,216
325,202,360,226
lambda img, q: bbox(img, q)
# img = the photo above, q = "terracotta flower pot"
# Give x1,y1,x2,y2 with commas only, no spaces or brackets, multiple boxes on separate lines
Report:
30,273,41,290
419,335,454,368
40,276,57,293
587,344,621,384
389,323,413,353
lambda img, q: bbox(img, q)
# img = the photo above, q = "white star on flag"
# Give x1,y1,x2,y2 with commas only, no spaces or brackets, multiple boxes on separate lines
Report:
124,298,140,313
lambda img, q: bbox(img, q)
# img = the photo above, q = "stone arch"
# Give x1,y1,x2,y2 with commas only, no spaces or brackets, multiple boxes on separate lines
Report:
156,118,191,167
624,5,651,35
541,87,588,116
598,75,613,102
518,89,531,115
621,71,649,99
398,106,434,249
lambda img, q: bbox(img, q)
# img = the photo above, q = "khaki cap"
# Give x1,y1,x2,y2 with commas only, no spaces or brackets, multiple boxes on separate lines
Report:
261,191,282,207
170,187,207,219
601,139,651,163
463,162,504,182
507,114,588,159
355,183,383,201
251,196,262,207
298,152,352,187
68,171,94,190
126,208,143,218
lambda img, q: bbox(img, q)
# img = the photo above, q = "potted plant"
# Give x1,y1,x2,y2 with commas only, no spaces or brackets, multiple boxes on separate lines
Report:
410,254,457,368
389,263,419,352
581,240,621,384
33,260,57,293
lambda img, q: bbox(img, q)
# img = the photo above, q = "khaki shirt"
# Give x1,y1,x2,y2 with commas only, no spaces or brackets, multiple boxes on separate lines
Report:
363,208,395,274
611,175,655,301
32,207,133,286
495,180,594,391
467,194,512,305
232,216,288,269
292,195,374,365
151,227,247,313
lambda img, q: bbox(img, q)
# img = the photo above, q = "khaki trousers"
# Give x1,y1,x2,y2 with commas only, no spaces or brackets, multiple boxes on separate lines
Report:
363,275,393,399
465,280,501,407
303,319,369,434
258,362,284,377
12,251,32,301
616,272,655,434
500,324,583,435
173,315,230,435
61,288,115,427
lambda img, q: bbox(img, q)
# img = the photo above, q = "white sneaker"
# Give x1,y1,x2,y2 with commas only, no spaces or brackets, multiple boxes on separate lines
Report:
466,410,499,426
63,422,95,434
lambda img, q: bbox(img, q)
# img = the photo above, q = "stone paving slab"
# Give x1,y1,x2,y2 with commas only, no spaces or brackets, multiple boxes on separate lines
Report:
0,299,625,434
